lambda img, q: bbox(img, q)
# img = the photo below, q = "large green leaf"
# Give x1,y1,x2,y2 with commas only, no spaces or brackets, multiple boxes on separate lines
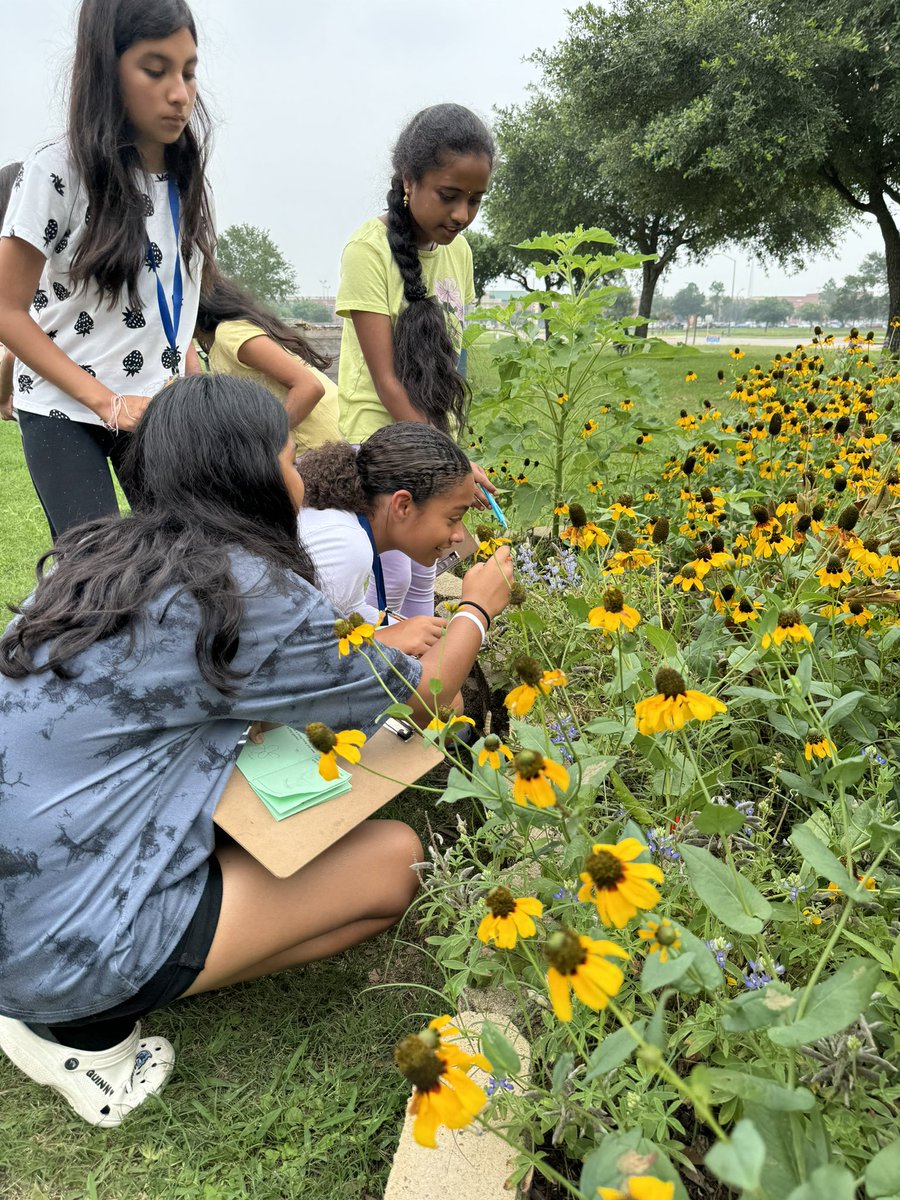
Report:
704,1067,815,1111
681,844,772,934
479,1021,521,1076
584,1021,646,1080
580,1131,688,1199
866,1138,900,1197
789,821,857,893
787,1164,857,1200
768,957,882,1047
705,1119,765,1191
641,950,696,992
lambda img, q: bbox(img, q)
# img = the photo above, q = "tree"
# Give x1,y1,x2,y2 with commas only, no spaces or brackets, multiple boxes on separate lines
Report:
483,3,842,336
282,298,333,323
625,0,900,347
745,296,793,331
216,224,296,306
671,283,706,322
708,281,726,321
797,300,826,326
463,230,530,299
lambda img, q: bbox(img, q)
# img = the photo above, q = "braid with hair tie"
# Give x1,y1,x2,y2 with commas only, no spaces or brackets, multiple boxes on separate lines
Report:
387,176,428,305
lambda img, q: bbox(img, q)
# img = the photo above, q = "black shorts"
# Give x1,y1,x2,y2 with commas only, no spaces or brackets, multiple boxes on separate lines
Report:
51,856,223,1033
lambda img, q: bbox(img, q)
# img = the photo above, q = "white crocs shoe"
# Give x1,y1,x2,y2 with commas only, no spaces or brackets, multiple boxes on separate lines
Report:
0,1016,175,1127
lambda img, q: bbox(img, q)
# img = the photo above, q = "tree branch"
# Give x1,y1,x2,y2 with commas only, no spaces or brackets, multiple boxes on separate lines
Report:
820,163,874,214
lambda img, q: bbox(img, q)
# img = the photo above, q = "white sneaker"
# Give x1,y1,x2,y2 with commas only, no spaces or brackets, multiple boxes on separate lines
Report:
0,1016,175,1127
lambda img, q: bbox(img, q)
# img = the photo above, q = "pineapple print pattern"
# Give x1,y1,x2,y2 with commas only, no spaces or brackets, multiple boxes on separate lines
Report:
161,345,181,372
74,311,94,338
122,307,146,330
18,375,34,393
42,219,58,248
53,282,70,302
142,194,154,217
32,289,49,313
54,228,71,255
146,243,163,271
48,409,70,419
50,173,65,196
123,350,144,377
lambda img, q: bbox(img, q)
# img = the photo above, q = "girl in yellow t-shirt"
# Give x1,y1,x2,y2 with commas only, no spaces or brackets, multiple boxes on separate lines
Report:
336,103,496,616
196,270,340,453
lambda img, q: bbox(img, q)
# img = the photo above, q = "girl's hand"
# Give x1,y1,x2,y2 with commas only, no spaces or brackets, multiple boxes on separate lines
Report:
95,392,152,432
460,545,514,619
375,615,447,657
247,721,280,744
469,461,496,509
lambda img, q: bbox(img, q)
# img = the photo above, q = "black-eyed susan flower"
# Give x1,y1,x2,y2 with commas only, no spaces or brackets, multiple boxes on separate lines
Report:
475,533,511,559
805,733,836,760
504,656,568,716
761,609,814,649
637,917,681,963
685,371,698,383
598,1176,675,1200
306,723,366,780
672,562,708,592
634,667,727,735
577,839,664,927
582,419,599,438
588,587,642,633
511,749,570,808
846,601,873,628
816,555,852,589
543,927,628,1021
394,1016,491,1148
609,496,637,520
426,709,476,737
477,886,543,948
478,734,513,770
732,596,763,623
730,347,745,360
335,614,375,656
560,503,609,550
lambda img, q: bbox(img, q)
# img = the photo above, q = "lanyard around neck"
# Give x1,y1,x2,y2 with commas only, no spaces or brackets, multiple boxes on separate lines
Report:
356,513,387,623
148,176,183,358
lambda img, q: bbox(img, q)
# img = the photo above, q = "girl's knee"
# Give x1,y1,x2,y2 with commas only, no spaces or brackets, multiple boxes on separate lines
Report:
376,820,424,902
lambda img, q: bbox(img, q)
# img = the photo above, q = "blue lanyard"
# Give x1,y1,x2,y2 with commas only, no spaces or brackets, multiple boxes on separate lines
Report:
149,176,183,358
356,513,387,622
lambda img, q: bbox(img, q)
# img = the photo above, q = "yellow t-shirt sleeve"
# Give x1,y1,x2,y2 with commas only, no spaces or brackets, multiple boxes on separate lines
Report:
335,236,394,319
211,319,266,369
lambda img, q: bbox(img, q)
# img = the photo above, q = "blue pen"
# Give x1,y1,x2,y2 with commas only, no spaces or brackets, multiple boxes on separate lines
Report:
481,485,508,529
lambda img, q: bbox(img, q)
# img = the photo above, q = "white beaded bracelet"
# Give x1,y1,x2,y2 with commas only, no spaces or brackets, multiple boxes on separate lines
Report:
450,609,487,647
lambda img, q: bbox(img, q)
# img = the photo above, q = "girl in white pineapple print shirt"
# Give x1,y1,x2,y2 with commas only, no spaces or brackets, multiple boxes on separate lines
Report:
0,0,215,539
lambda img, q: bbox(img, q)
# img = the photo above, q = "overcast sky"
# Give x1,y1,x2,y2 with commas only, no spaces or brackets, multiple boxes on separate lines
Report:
1,0,886,302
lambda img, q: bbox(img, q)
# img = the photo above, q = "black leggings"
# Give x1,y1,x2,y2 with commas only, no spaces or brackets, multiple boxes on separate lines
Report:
17,410,136,540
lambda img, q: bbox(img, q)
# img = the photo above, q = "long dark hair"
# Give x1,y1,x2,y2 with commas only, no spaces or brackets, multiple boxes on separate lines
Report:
0,376,314,693
197,265,332,372
387,104,494,434
301,421,471,514
67,0,215,304
0,161,22,224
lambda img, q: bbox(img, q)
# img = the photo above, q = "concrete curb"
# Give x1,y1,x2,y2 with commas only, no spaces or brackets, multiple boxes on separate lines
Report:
384,1010,531,1199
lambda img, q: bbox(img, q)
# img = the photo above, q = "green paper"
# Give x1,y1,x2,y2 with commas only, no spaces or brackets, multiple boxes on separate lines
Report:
236,726,351,821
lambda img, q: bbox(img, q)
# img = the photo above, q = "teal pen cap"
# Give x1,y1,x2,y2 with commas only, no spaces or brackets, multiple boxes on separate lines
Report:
481,486,508,529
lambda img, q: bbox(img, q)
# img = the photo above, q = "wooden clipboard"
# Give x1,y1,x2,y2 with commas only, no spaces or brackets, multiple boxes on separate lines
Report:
213,726,443,877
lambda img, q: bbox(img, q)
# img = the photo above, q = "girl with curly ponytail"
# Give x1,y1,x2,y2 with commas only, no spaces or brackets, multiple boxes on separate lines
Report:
335,103,496,618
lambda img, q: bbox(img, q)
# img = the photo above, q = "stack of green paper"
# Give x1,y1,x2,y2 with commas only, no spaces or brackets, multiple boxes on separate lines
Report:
236,726,351,820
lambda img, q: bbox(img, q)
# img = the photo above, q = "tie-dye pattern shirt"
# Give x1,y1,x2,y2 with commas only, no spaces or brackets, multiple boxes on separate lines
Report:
0,551,420,1022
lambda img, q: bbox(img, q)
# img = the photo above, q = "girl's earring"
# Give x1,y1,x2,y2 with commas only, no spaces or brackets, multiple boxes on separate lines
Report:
403,191,409,208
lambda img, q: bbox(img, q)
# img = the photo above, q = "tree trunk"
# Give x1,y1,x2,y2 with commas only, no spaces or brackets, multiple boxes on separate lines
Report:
870,193,900,355
634,261,664,338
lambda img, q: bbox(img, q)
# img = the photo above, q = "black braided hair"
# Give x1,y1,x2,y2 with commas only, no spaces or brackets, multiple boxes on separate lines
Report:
386,104,494,435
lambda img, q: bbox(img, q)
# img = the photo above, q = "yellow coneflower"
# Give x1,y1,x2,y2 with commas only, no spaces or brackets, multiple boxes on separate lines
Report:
609,499,637,520
730,347,745,360
684,371,698,383
425,709,476,736
335,614,376,656
394,1016,491,1148
588,587,642,633
543,927,628,1022
504,657,568,716
845,601,873,628
581,419,599,438
577,839,664,927
477,734,513,770
637,917,681,964
305,723,366,780
816,556,852,589
604,548,655,574
672,563,707,592
805,733,836,761
761,609,814,649
634,667,727,735
476,534,511,559
731,596,763,624
476,887,543,948
560,503,609,550
511,750,569,808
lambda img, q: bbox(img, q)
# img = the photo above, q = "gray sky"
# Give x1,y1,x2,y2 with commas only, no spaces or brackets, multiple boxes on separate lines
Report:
1,0,886,301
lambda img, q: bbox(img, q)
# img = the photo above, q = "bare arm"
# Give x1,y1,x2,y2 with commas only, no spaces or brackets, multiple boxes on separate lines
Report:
236,334,325,426
0,347,13,419
349,310,425,424
0,236,149,430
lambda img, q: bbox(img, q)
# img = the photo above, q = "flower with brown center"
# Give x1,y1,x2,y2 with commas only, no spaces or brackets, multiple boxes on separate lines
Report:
511,749,570,808
394,1016,491,1147
636,917,681,963
476,886,543,948
576,839,664,927
761,609,813,649
305,723,366,780
543,927,628,1021
504,656,568,716
588,587,641,633
634,667,727,735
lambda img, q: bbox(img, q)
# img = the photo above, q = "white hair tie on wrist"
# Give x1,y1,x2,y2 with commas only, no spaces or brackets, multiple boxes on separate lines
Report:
450,609,487,647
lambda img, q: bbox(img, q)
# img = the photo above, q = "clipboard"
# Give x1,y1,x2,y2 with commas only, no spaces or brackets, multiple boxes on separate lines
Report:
213,725,443,877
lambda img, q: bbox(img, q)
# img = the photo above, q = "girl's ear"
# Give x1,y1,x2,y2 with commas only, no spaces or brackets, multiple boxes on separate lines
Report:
388,489,415,521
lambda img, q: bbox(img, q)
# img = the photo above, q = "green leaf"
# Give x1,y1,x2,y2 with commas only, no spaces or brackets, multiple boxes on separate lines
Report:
580,1132,689,1200
584,1021,646,1080
379,702,414,720
824,689,867,727
704,1067,815,1111
680,844,772,934
721,985,797,1033
676,924,723,989
694,804,746,836
550,1051,574,1092
566,594,590,622
866,1138,900,1197
479,1021,521,1077
787,1164,857,1200
768,957,882,1047
646,989,674,1050
789,821,857,893
824,754,869,788
705,1119,765,1191
641,950,696,992
642,624,680,658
